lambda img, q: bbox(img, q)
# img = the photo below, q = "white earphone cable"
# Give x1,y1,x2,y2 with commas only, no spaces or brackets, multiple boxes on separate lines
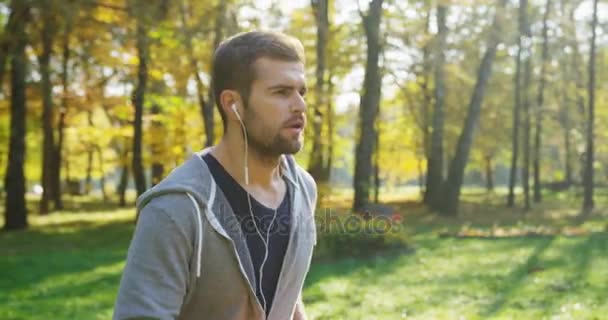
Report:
233,104,280,317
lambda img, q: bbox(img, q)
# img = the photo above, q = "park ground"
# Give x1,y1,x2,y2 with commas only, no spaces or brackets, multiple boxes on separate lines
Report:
1,189,607,319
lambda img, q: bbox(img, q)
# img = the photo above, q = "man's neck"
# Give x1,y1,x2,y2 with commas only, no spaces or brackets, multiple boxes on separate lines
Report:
211,138,282,188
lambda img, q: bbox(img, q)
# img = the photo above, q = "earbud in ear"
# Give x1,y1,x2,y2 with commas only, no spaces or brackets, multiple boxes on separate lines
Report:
231,103,244,123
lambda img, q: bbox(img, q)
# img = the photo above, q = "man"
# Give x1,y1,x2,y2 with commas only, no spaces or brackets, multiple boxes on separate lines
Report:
113,31,317,320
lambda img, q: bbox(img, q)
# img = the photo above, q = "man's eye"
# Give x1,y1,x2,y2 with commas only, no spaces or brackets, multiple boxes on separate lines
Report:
275,89,289,96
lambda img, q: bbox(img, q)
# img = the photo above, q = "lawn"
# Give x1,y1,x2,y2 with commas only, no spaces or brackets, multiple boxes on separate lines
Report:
1,192,607,319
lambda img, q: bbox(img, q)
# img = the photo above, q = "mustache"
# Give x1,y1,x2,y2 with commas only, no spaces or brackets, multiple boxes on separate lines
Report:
283,115,306,128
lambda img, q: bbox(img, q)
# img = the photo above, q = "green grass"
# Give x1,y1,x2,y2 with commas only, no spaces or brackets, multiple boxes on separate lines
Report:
1,192,607,319
0,207,134,320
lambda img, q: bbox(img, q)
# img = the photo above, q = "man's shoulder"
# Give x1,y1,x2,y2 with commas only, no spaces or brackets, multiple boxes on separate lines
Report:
287,158,317,205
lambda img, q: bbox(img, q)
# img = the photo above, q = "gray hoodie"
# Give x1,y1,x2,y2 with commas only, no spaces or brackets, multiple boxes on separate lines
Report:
113,148,317,320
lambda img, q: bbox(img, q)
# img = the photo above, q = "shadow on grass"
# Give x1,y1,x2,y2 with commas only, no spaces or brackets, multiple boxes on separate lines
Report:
0,220,133,294
480,236,556,316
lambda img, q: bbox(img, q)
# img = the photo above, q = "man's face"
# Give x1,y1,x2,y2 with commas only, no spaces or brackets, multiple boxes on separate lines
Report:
242,57,307,157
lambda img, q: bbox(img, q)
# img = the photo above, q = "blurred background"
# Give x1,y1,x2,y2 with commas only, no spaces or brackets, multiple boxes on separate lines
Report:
1,0,607,319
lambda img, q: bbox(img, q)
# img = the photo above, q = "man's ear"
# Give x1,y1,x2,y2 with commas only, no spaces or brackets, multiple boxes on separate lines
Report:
219,90,242,121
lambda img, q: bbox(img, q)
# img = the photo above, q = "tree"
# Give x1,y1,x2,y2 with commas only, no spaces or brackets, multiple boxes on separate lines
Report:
520,0,533,211
37,0,58,214
129,0,170,196
507,13,522,207
353,0,384,211
51,10,74,210
439,0,507,215
179,0,225,147
425,4,448,211
131,3,149,197
308,0,329,182
4,0,30,230
533,0,551,203
582,0,598,211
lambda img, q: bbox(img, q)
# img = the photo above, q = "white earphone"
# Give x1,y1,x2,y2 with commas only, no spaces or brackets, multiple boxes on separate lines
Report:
230,102,278,316
231,103,249,185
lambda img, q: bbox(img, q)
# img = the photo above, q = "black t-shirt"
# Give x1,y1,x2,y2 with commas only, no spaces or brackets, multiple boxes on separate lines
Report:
202,153,291,314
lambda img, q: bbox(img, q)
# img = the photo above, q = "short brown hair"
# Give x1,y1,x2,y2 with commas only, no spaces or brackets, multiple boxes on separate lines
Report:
212,31,305,130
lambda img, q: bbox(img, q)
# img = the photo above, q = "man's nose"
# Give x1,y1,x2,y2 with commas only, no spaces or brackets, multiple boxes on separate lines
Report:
291,92,306,113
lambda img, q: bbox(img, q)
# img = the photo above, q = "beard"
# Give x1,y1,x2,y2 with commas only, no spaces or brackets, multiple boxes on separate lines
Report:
247,128,303,157
242,102,303,157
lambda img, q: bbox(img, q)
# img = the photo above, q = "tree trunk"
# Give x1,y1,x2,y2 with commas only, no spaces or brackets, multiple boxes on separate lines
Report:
52,23,71,210
373,119,380,203
520,0,532,211
485,155,494,192
353,0,384,211
202,2,225,146
117,142,130,207
533,0,551,203
323,73,335,180
420,6,433,162
0,3,21,91
308,0,329,182
132,19,148,196
85,110,94,194
566,4,586,183
179,0,207,134
559,65,573,187
95,145,108,201
582,0,598,211
179,0,221,146
150,104,164,186
439,0,507,215
425,4,447,210
507,28,522,208
419,5,433,202
4,0,30,231
38,3,56,215
417,158,424,197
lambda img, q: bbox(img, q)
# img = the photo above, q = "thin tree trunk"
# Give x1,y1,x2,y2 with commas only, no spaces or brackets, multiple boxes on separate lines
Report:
533,0,551,203
52,23,71,210
485,155,494,192
567,4,586,183
308,0,329,181
353,0,384,211
520,0,532,211
373,119,380,203
439,0,507,215
39,2,56,215
323,73,335,181
559,71,573,187
426,4,447,210
202,2,225,146
132,19,148,196
179,0,207,134
582,0,598,211
118,147,130,207
179,0,221,146
95,145,107,201
150,104,164,186
417,158,424,197
420,6,433,162
507,33,522,207
85,110,94,194
4,0,30,230
419,5,433,203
